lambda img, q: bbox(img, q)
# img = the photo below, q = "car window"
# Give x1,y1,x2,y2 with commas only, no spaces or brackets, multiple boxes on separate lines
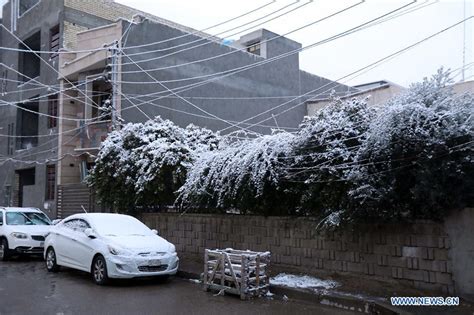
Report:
0,212,3,225
63,219,90,233
6,212,51,226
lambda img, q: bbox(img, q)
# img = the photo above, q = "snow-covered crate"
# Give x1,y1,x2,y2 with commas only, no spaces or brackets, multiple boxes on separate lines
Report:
203,248,271,300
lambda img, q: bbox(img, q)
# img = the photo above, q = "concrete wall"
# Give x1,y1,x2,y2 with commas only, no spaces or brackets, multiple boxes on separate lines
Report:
444,208,474,301
141,212,474,299
120,20,351,134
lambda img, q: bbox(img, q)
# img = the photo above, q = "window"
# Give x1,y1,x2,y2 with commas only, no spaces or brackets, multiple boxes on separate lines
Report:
18,31,41,83
45,165,55,200
49,25,60,59
63,219,90,233
247,42,261,55
47,94,58,128
0,211,3,225
1,70,7,94
18,0,40,17
91,79,112,120
16,99,39,149
7,123,14,155
6,211,50,225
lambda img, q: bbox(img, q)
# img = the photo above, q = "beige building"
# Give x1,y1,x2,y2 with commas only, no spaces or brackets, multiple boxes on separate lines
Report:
307,79,474,117
451,79,474,94
307,80,405,116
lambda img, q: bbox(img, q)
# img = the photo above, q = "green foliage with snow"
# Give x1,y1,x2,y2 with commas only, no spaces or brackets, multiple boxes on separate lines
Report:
86,117,219,214
89,70,473,224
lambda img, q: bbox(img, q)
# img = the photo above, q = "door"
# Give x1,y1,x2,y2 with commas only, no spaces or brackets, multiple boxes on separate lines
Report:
56,219,95,271
65,219,95,271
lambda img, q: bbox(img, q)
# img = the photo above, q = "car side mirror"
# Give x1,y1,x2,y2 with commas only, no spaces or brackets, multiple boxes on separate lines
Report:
52,219,61,225
84,228,97,239
152,229,158,235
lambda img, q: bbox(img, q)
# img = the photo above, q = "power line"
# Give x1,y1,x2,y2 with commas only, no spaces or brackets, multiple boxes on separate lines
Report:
121,50,252,133
114,1,416,75
224,16,474,133
0,25,105,118
117,1,421,130
120,0,277,53
117,0,420,113
120,0,312,63
0,0,277,56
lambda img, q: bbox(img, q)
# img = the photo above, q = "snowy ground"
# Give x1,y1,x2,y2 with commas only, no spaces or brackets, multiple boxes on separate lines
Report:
270,273,340,291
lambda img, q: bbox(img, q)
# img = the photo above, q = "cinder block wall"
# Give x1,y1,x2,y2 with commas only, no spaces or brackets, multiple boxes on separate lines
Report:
141,213,456,295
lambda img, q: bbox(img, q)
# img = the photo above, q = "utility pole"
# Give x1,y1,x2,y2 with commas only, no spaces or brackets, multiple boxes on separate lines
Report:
109,40,120,129
462,0,466,82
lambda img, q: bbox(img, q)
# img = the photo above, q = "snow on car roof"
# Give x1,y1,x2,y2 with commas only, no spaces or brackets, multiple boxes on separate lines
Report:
65,213,144,228
66,213,133,220
68,213,153,237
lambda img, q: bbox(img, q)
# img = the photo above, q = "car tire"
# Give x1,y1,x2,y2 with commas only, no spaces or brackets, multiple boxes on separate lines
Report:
0,238,11,261
92,255,109,285
45,247,60,272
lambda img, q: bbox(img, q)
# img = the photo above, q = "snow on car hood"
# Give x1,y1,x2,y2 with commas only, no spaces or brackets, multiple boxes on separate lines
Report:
104,234,171,253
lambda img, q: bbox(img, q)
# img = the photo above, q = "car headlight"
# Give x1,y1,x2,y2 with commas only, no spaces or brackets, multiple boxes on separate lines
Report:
11,232,28,239
108,245,132,256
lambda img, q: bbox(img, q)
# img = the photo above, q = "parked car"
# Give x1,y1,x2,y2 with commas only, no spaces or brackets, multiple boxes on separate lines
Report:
44,213,179,285
0,207,52,261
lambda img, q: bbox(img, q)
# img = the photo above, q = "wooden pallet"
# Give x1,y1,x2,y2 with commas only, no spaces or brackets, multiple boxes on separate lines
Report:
203,248,271,300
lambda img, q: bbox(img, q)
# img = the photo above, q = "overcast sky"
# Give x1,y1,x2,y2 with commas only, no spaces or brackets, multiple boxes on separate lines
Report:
1,0,473,87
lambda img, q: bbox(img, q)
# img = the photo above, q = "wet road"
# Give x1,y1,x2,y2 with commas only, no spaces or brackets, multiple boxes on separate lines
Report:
0,258,353,315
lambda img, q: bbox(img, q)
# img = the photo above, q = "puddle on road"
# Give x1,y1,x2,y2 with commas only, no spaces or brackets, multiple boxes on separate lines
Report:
45,280,57,299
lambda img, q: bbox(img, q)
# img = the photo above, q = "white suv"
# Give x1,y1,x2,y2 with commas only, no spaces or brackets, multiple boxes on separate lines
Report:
0,207,52,261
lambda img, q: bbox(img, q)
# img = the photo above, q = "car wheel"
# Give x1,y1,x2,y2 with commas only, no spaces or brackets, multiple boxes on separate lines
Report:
92,255,109,285
0,238,11,261
46,247,60,272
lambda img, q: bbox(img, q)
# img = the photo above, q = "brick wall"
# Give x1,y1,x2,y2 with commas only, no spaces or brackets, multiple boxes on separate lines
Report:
64,0,206,36
141,213,455,295
63,21,88,50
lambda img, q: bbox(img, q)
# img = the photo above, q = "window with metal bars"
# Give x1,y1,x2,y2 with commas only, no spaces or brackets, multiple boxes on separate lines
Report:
47,94,58,128
7,123,14,155
45,165,55,200
50,25,60,59
18,31,41,83
247,42,261,56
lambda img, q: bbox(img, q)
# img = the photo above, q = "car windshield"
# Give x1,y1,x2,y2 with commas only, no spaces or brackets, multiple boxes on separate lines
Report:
6,212,51,226
92,215,153,237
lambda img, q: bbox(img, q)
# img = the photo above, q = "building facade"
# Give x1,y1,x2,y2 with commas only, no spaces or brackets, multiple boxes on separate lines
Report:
306,80,406,116
0,0,352,218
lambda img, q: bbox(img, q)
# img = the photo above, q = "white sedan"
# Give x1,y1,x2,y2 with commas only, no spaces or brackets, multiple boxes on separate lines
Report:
44,213,179,285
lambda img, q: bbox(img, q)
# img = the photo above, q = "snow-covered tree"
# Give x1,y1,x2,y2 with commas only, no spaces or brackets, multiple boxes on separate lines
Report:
288,96,375,219
88,70,473,223
177,131,299,215
87,117,220,213
347,69,474,222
